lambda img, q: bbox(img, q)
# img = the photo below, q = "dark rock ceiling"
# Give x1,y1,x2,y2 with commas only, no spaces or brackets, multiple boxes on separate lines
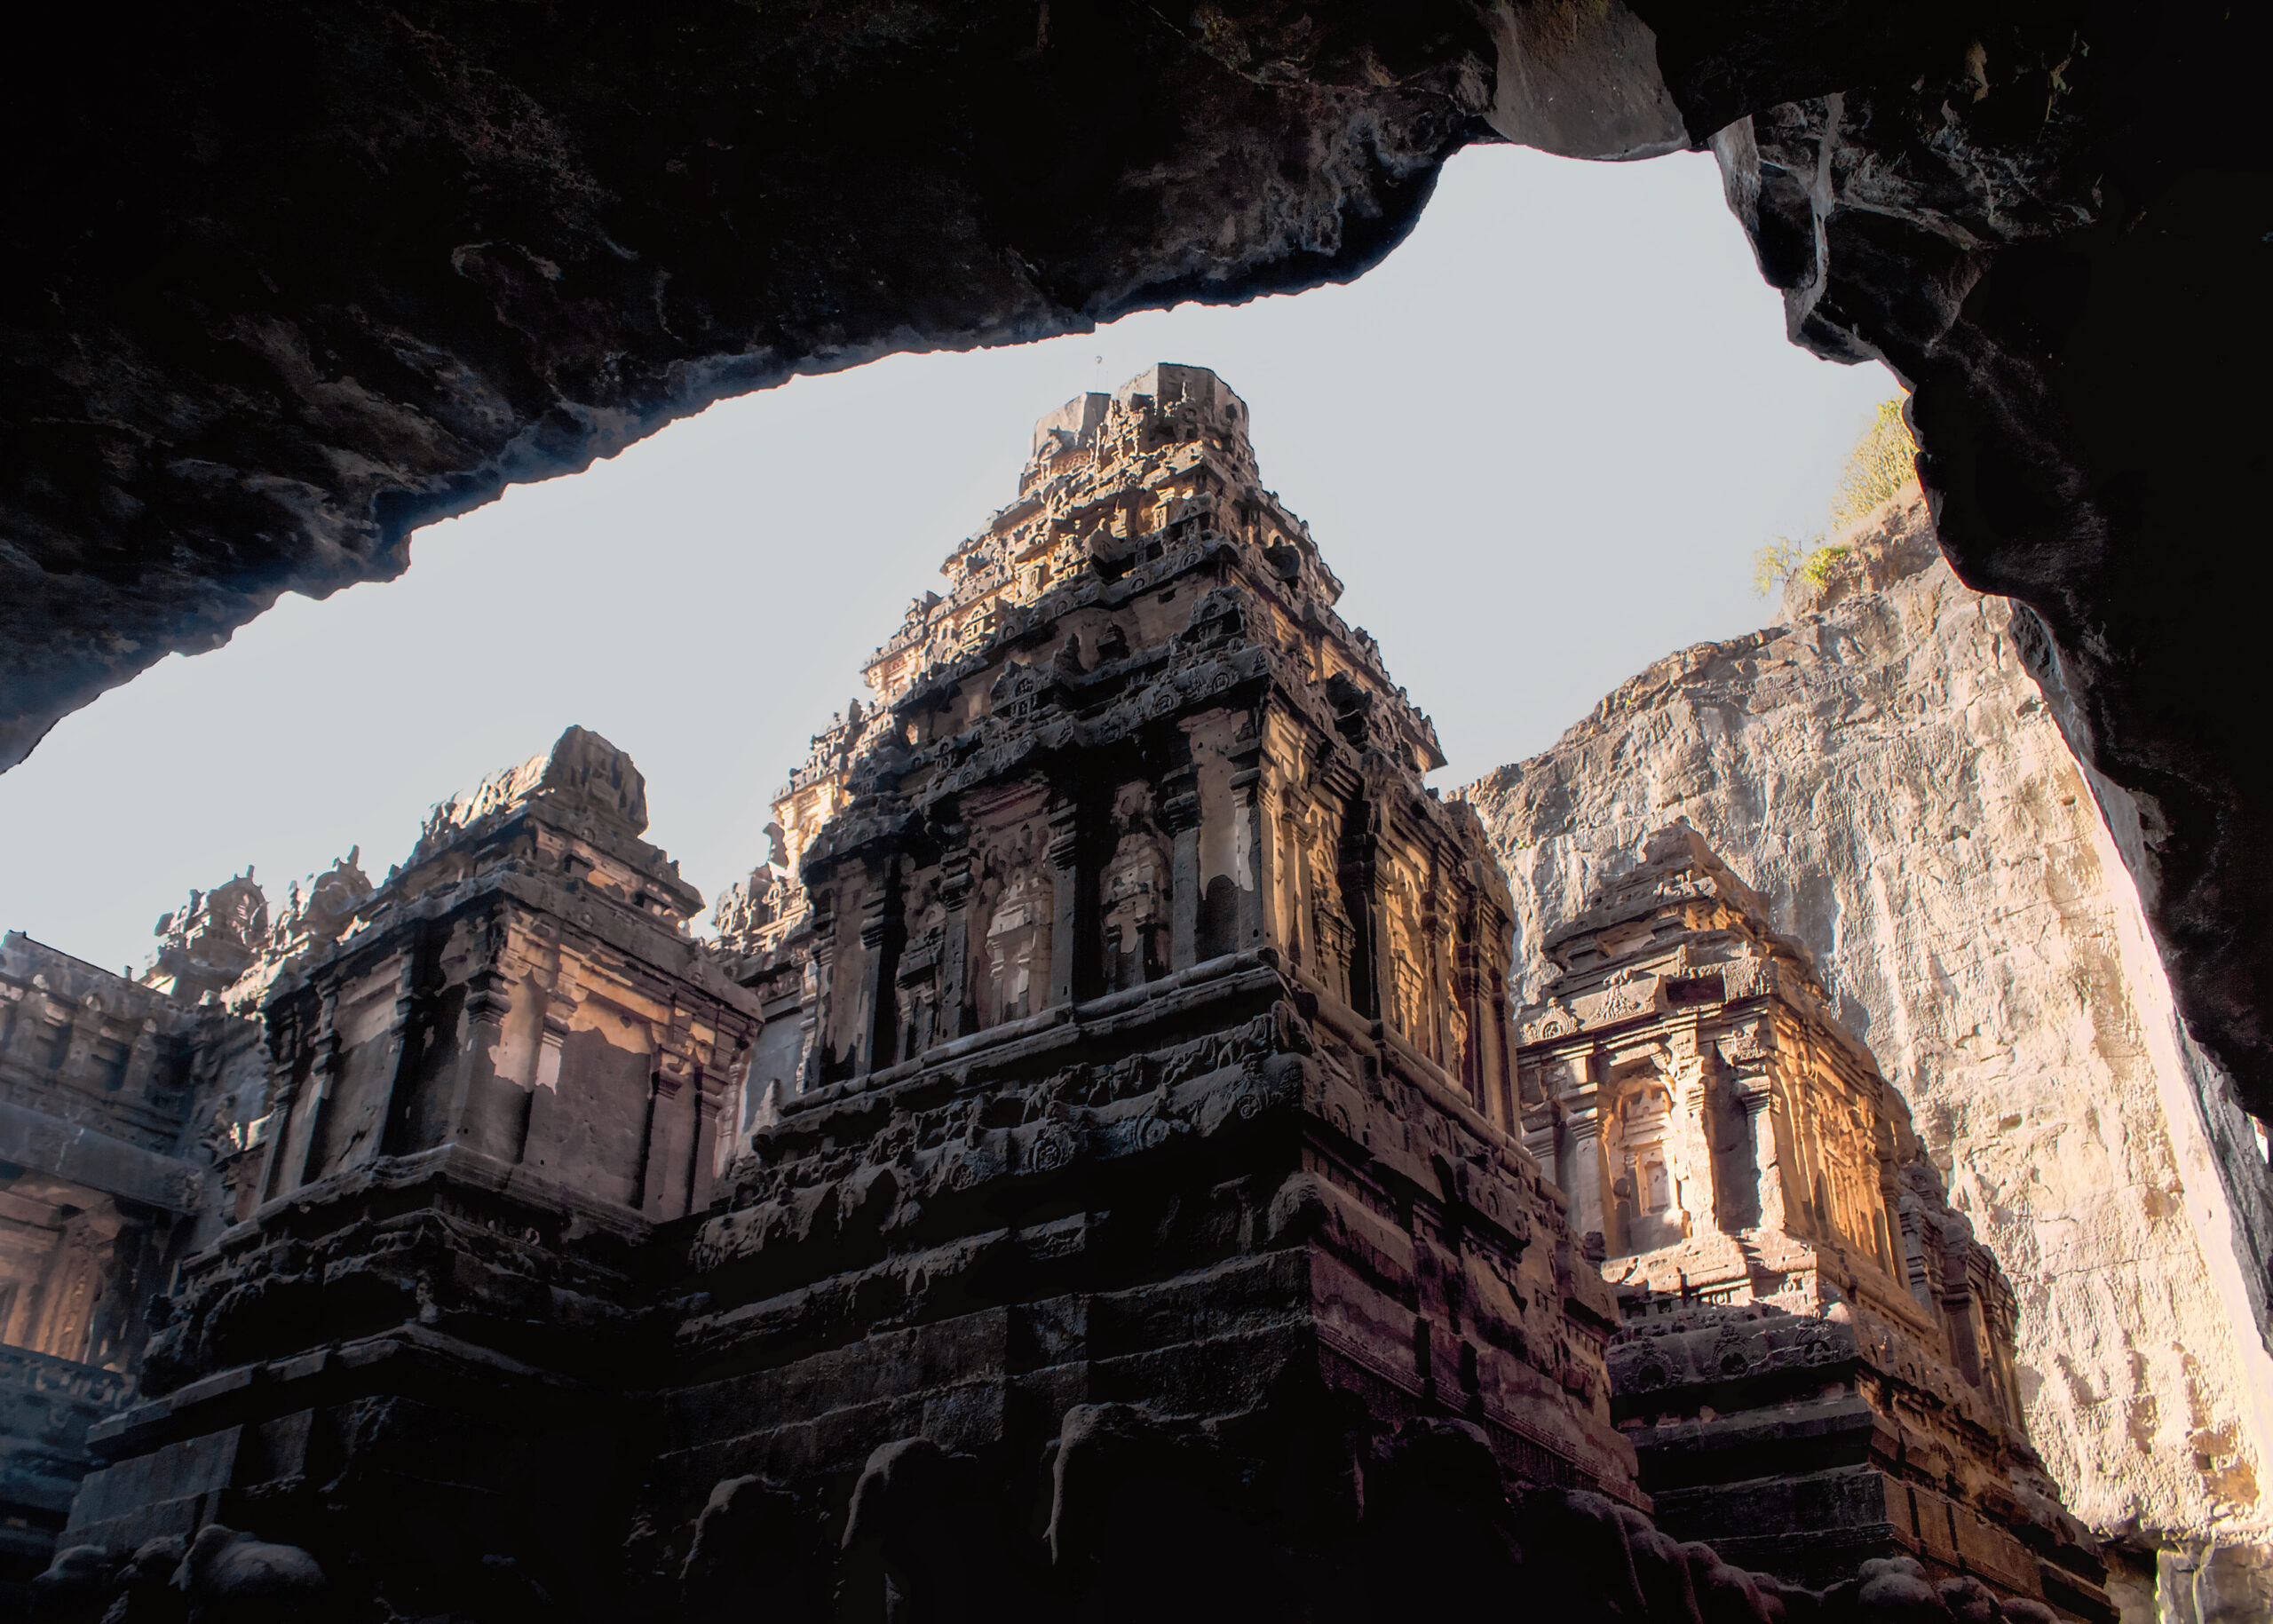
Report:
8,2,2273,1114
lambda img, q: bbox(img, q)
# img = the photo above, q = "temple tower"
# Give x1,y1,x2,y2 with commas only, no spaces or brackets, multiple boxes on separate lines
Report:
56,729,761,1610
1516,826,2111,1618
660,365,1641,1611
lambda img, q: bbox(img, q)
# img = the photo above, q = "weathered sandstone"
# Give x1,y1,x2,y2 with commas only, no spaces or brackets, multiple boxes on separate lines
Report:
1469,490,2273,1620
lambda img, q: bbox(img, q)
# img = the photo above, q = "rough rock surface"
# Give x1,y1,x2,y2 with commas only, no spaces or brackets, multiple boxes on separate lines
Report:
1467,490,2273,1617
37,370,2058,1624
12,2,2273,1129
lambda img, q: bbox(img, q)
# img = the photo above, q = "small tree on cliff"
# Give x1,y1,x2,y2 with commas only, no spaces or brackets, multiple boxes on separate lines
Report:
1754,397,1916,596
1752,536,1816,598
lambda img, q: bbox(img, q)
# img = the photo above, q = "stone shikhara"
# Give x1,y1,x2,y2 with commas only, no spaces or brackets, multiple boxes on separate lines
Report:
1517,827,2103,1613
0,370,2133,1622
1471,489,2273,1620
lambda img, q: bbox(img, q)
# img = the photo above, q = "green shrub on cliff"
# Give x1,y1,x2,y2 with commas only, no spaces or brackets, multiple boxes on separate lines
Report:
1754,398,1915,596
1753,536,1815,598
1830,398,1917,530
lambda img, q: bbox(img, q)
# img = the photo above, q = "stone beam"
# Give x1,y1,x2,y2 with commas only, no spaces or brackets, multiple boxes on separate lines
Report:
0,1102,201,1216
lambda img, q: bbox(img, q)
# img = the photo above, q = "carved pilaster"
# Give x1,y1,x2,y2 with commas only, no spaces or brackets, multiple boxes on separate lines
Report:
1730,1074,1788,1234
1519,1097,1559,1184
1564,1094,1608,1255
1451,887,1493,1113
1047,796,1082,1010
1277,782,1314,971
57,1000,98,1088
1338,802,1385,1022
936,819,974,1040
419,907,519,1161
1161,765,1201,974
1,988,52,1068
1228,732,1273,954
1489,967,1514,1129
804,889,837,1089
531,973,575,1101
855,869,899,1078
276,983,345,1197
638,1043,686,1217
256,1013,305,1206
369,929,432,1161
689,1062,732,1213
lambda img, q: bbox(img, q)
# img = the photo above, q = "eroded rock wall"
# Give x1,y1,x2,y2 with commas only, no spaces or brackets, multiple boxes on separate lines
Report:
1466,491,2273,1617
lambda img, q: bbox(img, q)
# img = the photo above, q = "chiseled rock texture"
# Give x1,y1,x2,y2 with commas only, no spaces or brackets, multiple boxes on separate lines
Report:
35,373,2085,1624
1517,830,2106,1613
13,2,2273,1145
1467,490,2273,1620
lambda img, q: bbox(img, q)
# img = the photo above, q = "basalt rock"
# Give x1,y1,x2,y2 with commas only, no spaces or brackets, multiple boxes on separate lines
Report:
12,368,2119,1622
1468,490,2273,1619
0,929,272,1600
11,1,2273,1136
1516,828,2108,1617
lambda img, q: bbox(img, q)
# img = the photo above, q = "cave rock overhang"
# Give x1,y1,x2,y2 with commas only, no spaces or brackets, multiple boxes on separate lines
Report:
9,1,2273,1113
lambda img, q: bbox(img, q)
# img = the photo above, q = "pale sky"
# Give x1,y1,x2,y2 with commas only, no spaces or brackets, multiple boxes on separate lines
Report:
0,147,1897,976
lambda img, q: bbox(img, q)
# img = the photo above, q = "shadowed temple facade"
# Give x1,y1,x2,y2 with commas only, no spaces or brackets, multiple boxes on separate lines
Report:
0,369,2115,1623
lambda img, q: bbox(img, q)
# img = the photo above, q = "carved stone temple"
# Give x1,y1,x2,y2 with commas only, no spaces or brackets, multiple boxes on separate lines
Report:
660,361,1649,1605
1516,826,2111,1617
0,368,2114,1624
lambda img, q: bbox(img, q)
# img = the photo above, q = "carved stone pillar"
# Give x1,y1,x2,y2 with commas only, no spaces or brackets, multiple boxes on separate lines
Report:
1,989,54,1069
1898,1197,1936,1311
534,979,574,1097
1517,1049,1564,1174
255,1020,305,1206
855,867,900,1077
1047,795,1082,1009
804,891,837,1089
1453,930,1493,1115
1229,733,1273,953
1491,974,1515,1128
511,963,582,1168
1162,765,1201,973
1731,1075,1788,1234
441,911,527,1161
1564,1094,1608,1254
1278,783,1315,972
274,984,345,1197
365,939,425,1168
1416,884,1446,1066
57,999,98,1088
936,820,974,1039
1339,802,1385,1022
1520,1099,1559,1185
642,1057,689,1218
1666,1032,1716,1242
689,1064,733,1213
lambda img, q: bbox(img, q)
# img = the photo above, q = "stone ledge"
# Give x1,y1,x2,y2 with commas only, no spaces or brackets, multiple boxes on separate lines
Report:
0,1098,202,1213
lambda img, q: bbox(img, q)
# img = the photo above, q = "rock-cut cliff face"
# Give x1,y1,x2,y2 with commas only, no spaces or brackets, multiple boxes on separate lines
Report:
1466,490,2273,1621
